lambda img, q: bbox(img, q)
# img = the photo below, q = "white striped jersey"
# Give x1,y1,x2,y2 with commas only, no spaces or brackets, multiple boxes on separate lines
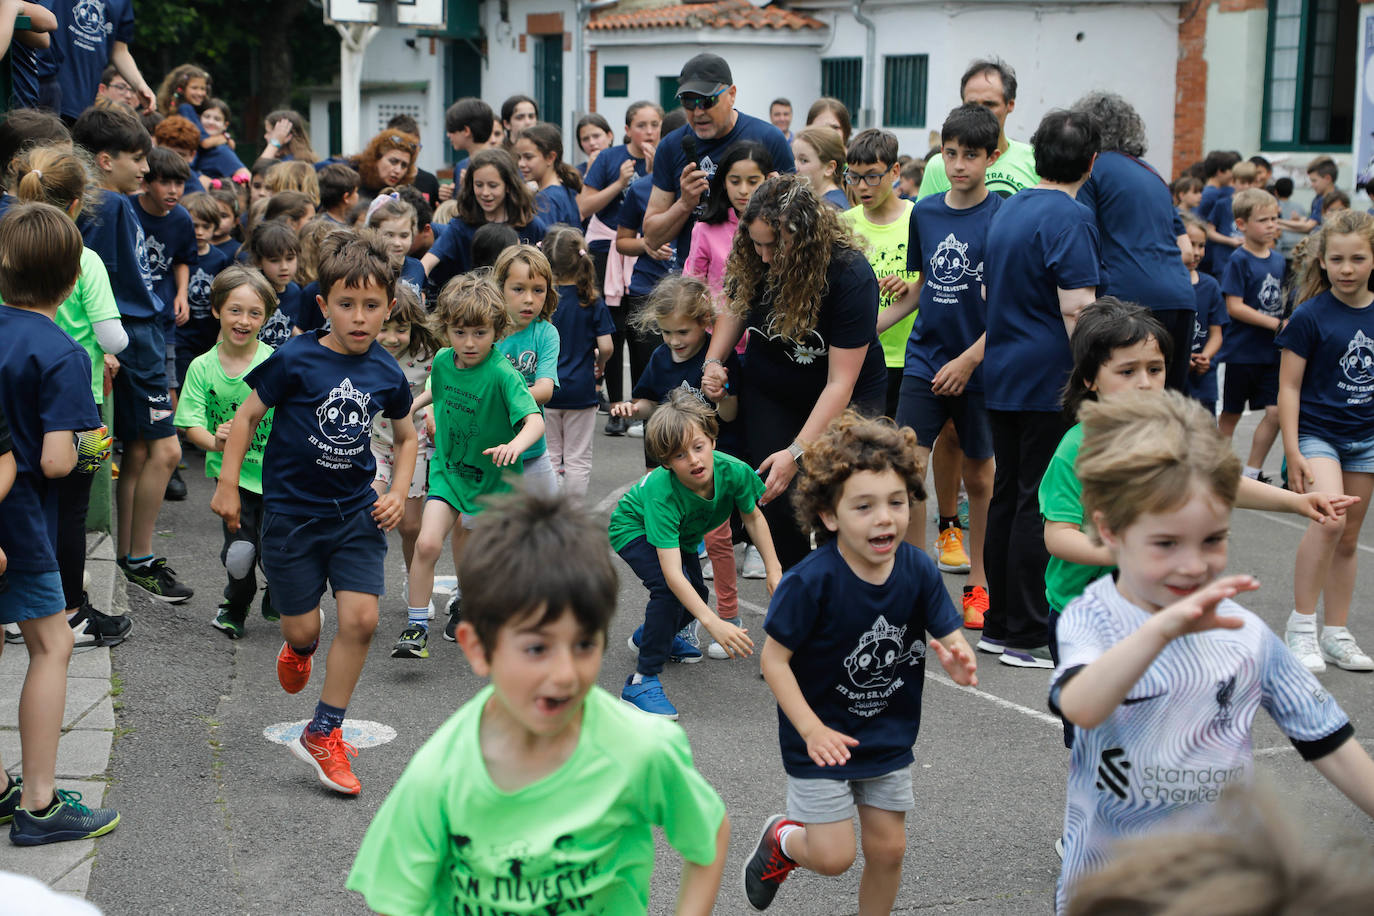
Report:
1049,574,1351,913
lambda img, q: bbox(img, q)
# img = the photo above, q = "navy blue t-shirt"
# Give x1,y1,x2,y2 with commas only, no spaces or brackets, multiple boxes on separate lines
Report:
535,184,580,228
293,281,323,333
1199,185,1239,278
215,238,241,262
1220,248,1285,365
175,243,231,356
131,198,198,333
246,330,412,516
619,174,678,296
1275,291,1374,441
742,247,888,410
47,0,134,119
9,0,56,109
398,256,427,306
425,215,549,290
0,306,100,572
194,144,247,179
1187,272,1228,402
583,145,648,252
258,281,301,350
547,285,615,410
633,342,743,457
764,539,962,779
78,190,163,321
905,191,1002,391
823,188,851,211
1076,152,1194,314
983,189,1101,412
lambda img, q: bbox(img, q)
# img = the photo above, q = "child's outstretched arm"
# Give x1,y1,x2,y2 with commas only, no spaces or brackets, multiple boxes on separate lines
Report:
739,506,782,595
484,412,545,467
1044,520,1115,568
675,816,730,916
1312,739,1374,819
1236,473,1356,525
179,423,220,454
929,631,978,686
1059,575,1258,729
761,637,857,766
657,544,754,658
211,392,268,532
610,398,656,420
373,415,417,531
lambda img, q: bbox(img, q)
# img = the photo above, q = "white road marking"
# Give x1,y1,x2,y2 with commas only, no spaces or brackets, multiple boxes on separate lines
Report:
925,671,1065,726
263,719,397,748
1238,508,1374,557
592,480,635,515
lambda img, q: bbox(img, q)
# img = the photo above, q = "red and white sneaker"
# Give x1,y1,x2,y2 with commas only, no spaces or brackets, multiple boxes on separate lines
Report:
742,814,800,911
962,585,989,630
276,642,312,694
291,727,360,795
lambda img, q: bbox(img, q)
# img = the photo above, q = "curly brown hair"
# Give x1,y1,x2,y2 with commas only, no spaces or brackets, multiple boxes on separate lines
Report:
722,174,862,342
353,128,418,191
790,411,925,543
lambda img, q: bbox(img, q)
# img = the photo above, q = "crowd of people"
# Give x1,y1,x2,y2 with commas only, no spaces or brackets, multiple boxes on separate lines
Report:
1,7,1374,912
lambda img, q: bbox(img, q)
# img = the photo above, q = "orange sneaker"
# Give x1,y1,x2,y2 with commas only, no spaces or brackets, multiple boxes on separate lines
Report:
291,727,360,795
936,526,971,573
276,642,312,694
962,585,988,630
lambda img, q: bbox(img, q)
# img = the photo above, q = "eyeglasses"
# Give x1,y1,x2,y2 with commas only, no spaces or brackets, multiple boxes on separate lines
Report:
678,88,726,112
108,80,134,95
844,170,890,187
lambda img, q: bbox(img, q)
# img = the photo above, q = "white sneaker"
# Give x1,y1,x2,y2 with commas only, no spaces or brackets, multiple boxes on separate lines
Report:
701,558,714,580
741,545,766,579
1320,630,1374,671
1286,627,1327,673
627,421,645,438
700,617,741,660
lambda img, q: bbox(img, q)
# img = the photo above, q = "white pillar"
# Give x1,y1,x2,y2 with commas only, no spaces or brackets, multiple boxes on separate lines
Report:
337,22,380,157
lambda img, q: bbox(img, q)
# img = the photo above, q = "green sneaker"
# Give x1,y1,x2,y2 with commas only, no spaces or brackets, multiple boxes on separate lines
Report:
10,789,119,846
211,603,247,640
260,589,279,622
0,775,20,825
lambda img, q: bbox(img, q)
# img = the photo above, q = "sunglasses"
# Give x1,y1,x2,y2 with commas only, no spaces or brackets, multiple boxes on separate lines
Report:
387,135,419,153
679,88,727,112
844,170,890,187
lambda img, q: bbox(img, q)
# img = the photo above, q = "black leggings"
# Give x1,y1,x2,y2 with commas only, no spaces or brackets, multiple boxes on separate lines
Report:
611,293,661,398
54,470,94,610
1153,308,1196,394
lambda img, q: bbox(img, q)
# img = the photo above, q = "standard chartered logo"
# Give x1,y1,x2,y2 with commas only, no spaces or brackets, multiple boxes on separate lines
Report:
1095,746,1247,804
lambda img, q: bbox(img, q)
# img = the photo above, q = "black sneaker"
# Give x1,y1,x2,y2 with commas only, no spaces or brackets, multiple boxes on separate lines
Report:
119,557,194,604
70,595,132,647
742,814,799,911
604,415,629,437
391,624,430,658
443,593,461,641
260,588,279,622
211,602,247,640
1256,471,1276,487
165,468,188,501
0,776,20,825
10,789,119,846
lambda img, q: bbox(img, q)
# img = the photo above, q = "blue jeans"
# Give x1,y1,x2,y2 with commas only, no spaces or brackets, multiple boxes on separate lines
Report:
617,536,707,676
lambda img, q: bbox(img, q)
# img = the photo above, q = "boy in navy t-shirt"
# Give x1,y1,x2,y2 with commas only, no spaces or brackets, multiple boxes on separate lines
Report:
1198,150,1242,279
72,105,194,604
0,202,120,845
133,147,198,391
744,412,977,912
212,232,416,797
882,103,1003,630
1218,188,1286,481
1180,216,1228,416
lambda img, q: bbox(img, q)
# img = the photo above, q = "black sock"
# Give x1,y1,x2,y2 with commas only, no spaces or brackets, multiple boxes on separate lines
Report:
963,585,975,595
938,516,961,532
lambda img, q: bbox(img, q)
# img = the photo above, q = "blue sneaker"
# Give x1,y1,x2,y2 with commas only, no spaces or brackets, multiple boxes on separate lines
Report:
10,789,119,846
0,776,20,825
628,625,703,663
621,674,678,719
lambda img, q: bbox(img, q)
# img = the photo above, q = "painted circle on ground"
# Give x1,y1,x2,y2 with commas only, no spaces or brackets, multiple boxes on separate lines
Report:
262,719,397,748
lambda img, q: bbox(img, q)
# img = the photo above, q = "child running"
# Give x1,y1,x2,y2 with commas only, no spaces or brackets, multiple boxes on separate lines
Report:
347,491,730,913
542,224,614,501
401,273,544,655
743,411,979,913
211,232,417,796
1276,209,1374,673
609,390,776,719
1050,389,1374,912
493,243,561,497
175,267,278,637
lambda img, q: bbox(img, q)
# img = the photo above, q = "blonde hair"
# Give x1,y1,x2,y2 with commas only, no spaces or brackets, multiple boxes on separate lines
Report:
492,243,556,321
210,265,278,320
1076,390,1240,542
263,160,320,204
1232,188,1277,223
1295,208,1374,304
644,387,719,467
431,271,510,339
10,143,98,217
294,218,339,285
630,273,715,335
432,199,459,225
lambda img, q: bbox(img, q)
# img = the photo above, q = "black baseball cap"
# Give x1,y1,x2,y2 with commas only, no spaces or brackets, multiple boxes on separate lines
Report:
677,53,732,98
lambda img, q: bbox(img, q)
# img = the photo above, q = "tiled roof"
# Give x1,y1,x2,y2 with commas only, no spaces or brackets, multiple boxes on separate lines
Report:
588,0,825,32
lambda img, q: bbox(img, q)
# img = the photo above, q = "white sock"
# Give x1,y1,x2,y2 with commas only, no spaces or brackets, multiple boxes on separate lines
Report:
1324,625,1348,639
778,824,801,861
1288,610,1317,632
631,672,644,685
1243,466,1261,479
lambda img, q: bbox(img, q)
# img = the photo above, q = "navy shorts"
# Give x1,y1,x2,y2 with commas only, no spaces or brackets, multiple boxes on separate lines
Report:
0,570,66,625
259,505,387,615
112,317,177,441
1221,362,1279,414
895,375,994,459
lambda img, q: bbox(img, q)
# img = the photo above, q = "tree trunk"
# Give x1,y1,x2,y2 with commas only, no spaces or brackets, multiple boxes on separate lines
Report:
258,0,309,116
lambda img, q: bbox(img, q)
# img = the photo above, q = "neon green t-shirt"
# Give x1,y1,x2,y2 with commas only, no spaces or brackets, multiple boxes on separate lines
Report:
173,341,275,494
918,139,1040,200
1040,423,1115,613
429,347,540,515
345,684,726,916
841,200,918,369
54,248,121,405
497,319,559,462
608,450,764,552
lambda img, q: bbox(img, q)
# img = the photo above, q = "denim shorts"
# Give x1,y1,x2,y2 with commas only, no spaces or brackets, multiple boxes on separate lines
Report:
1299,434,1374,474
259,505,387,615
0,570,66,625
786,764,915,823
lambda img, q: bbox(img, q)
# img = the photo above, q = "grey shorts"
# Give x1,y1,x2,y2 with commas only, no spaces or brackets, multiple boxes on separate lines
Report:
786,764,915,823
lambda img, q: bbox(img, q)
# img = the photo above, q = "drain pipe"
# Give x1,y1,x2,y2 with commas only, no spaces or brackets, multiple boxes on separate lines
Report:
851,0,876,129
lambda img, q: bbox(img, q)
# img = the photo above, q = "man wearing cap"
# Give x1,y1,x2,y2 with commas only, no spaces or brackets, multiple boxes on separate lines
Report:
643,52,794,250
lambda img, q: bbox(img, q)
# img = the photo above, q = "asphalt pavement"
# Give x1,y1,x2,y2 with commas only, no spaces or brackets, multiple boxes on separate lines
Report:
18,409,1374,915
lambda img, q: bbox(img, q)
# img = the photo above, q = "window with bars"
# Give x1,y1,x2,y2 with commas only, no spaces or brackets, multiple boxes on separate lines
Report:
883,55,928,128
821,57,862,121
1262,0,1356,149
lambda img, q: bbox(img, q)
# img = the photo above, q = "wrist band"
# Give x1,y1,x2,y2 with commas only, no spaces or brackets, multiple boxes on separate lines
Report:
787,441,804,462
703,357,723,369
269,138,283,148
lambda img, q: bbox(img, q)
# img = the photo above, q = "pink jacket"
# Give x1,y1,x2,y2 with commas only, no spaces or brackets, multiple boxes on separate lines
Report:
684,210,738,300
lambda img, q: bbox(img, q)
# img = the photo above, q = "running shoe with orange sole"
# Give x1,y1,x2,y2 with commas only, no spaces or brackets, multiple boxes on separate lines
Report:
291,727,360,795
276,642,312,694
962,585,989,630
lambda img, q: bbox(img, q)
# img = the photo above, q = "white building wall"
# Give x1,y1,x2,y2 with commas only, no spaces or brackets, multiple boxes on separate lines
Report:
1202,5,1267,157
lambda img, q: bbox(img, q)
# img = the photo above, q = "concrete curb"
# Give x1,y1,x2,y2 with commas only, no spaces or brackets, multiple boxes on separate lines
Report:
0,532,123,902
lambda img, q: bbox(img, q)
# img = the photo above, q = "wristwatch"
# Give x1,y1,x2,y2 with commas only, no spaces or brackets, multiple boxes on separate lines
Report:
787,441,804,463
